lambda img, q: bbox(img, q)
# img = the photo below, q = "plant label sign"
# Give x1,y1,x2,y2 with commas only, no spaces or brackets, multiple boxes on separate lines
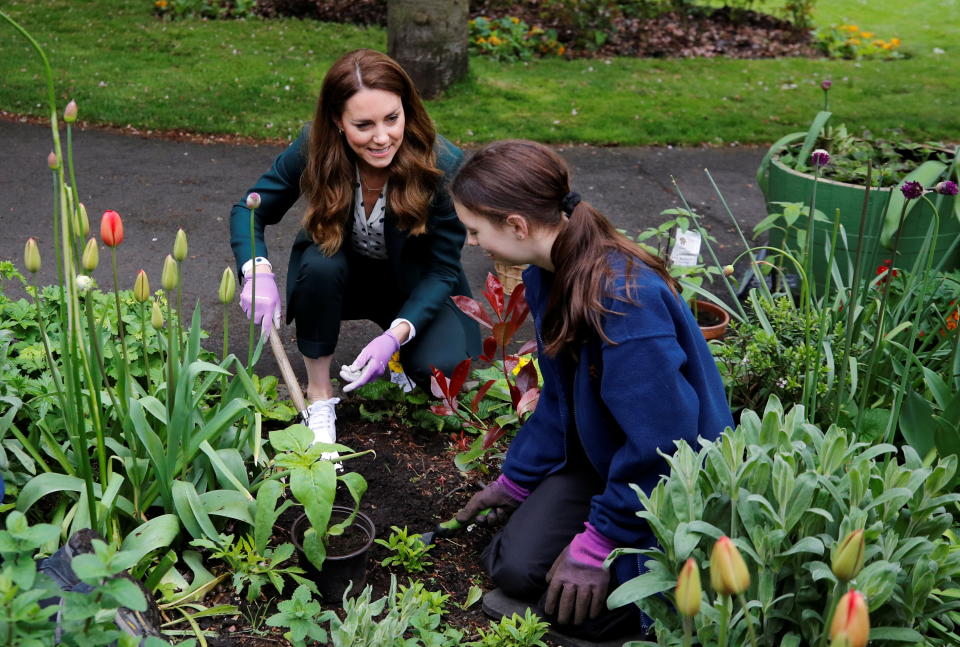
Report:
669,228,701,267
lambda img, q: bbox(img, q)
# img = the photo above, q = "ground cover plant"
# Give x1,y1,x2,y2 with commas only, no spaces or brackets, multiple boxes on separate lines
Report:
0,0,956,145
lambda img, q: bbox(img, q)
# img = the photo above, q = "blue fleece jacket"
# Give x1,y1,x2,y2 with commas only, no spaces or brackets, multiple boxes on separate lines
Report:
502,258,733,546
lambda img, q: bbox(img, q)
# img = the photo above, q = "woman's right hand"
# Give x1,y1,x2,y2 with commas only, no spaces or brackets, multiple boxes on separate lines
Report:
455,475,528,527
239,271,282,337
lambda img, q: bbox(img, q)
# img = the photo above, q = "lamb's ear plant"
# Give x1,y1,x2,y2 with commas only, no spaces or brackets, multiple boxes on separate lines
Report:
607,396,960,647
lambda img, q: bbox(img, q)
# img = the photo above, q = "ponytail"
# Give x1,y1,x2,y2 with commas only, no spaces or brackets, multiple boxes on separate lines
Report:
451,139,675,357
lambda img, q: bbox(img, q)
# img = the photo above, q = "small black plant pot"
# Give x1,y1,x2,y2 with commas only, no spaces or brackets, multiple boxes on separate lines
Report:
290,506,375,602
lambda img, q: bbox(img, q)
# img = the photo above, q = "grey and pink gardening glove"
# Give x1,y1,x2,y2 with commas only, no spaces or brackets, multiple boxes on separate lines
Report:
544,522,616,626
239,271,282,337
455,474,530,527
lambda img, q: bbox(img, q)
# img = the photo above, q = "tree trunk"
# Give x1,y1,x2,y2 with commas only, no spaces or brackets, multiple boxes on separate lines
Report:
387,0,468,100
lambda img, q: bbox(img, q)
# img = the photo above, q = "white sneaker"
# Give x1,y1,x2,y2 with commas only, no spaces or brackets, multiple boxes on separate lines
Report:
305,397,341,464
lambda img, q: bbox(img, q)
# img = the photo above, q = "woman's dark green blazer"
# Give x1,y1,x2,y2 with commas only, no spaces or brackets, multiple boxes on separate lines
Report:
229,125,476,337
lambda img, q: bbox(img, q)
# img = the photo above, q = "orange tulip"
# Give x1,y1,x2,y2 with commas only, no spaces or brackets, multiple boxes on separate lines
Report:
830,589,869,647
710,536,750,595
100,210,124,247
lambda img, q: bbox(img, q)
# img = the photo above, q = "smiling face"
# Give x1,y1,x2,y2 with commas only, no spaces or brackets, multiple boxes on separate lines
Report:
455,201,535,267
336,87,405,173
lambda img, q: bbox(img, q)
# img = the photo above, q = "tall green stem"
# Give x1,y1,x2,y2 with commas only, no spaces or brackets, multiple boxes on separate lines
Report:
247,206,257,366
111,249,131,415
737,592,759,647
140,302,151,394
857,200,910,429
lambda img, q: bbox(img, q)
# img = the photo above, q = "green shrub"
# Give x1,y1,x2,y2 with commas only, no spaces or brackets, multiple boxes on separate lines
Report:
813,24,905,60
468,15,563,62
154,0,257,20
608,397,960,646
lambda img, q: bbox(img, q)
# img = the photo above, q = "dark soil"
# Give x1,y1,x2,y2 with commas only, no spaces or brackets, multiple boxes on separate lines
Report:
254,0,815,59
196,400,503,646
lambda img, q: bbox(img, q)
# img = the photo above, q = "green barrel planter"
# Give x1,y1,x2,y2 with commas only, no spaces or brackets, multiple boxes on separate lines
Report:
758,153,960,293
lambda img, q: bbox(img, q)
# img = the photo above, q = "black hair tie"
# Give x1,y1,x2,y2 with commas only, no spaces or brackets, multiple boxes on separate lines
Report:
560,191,581,215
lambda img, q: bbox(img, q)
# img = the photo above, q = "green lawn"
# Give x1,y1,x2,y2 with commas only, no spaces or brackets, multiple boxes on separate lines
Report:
0,0,956,145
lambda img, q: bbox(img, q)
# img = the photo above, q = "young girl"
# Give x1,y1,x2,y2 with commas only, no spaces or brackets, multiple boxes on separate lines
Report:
230,49,479,447
450,140,733,638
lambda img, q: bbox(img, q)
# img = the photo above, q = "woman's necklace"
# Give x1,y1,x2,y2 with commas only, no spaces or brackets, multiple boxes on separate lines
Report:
359,173,386,194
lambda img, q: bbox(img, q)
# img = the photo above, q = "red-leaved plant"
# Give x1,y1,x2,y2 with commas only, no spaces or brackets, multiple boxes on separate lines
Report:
430,273,540,471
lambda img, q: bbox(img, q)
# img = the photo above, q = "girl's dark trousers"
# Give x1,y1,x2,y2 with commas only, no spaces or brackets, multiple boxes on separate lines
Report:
287,244,477,386
480,465,647,640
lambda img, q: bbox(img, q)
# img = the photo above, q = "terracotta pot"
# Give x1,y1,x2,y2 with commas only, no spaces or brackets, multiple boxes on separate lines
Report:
693,300,730,340
290,506,375,602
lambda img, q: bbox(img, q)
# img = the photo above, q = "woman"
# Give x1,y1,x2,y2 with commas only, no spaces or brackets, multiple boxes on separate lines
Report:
230,49,479,446
450,140,733,638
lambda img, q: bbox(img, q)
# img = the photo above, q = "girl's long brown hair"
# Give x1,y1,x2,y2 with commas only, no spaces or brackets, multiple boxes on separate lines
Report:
302,49,441,255
451,140,676,356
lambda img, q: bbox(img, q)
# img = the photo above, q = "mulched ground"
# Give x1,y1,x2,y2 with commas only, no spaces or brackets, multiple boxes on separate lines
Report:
195,400,506,646
255,0,815,59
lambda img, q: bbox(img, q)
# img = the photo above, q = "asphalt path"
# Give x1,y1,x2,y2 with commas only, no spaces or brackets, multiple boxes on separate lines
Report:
0,119,767,388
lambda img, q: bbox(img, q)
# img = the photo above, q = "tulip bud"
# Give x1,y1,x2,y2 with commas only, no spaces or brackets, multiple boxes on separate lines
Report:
218,267,236,304
722,264,735,277
830,634,853,647
48,152,59,170
832,529,865,582
100,210,124,247
246,192,261,210
161,254,179,291
64,100,78,123
675,558,702,617
24,238,41,274
710,536,750,596
173,228,188,262
75,274,95,292
829,590,869,647
77,203,90,239
134,269,150,303
151,300,165,329
81,238,99,272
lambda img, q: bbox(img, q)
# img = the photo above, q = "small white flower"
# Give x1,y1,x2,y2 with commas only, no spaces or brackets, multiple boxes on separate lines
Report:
776,377,788,389
933,47,945,55
75,275,95,292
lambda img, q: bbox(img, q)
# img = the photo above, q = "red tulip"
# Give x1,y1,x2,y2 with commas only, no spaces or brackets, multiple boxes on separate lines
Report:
830,589,869,647
100,210,124,247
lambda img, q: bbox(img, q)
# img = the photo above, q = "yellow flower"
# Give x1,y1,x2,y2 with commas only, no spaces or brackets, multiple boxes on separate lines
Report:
557,46,566,56
860,31,874,38
847,38,861,46
388,351,404,374
511,16,520,24
489,35,502,46
155,0,167,7
512,356,532,375
840,24,858,32
881,42,892,50
891,37,901,46
476,36,487,44
872,40,884,47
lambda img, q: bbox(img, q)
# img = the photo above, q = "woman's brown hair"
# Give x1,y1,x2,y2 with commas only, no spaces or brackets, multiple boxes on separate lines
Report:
450,140,676,356
302,49,441,255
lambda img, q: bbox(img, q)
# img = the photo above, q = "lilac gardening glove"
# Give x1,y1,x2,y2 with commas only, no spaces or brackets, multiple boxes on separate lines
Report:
455,474,530,527
239,271,282,338
339,330,400,393
544,523,616,626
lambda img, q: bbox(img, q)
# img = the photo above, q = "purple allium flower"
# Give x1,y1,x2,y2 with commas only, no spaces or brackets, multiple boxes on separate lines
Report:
811,149,831,167
246,192,261,209
935,180,958,196
821,79,833,91
900,180,925,200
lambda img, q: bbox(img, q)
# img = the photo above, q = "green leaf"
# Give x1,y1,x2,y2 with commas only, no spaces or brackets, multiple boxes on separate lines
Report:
868,626,925,642
607,573,675,609
120,515,180,565
172,480,220,541
778,536,824,557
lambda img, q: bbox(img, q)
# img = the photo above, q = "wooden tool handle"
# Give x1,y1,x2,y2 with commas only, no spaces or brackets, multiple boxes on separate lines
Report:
267,327,307,418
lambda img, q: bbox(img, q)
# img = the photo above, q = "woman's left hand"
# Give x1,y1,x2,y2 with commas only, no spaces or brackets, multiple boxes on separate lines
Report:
339,330,400,392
